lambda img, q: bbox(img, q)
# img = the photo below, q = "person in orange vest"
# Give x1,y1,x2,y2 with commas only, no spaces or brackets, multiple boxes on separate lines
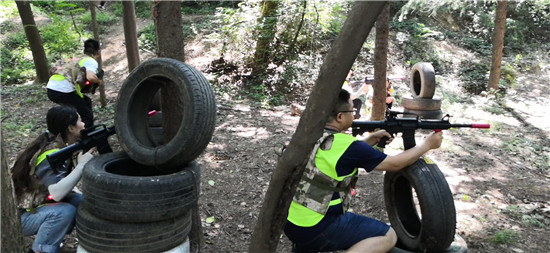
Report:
47,39,103,127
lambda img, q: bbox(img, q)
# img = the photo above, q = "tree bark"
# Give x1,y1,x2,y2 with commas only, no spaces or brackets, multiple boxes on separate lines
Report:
488,1,508,91
89,1,107,107
122,0,140,72
248,2,388,252
152,1,202,251
1,132,25,252
15,1,50,84
153,0,185,62
251,1,280,79
372,3,390,121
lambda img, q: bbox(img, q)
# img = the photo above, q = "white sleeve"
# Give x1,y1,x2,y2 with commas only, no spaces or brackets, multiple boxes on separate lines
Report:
47,153,93,201
82,58,98,74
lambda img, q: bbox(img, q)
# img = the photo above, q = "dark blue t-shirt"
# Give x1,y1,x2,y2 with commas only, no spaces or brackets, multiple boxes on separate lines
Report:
285,138,387,241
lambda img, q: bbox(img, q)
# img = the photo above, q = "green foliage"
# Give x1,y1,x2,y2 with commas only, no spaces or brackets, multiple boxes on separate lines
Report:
1,46,35,85
80,10,117,33
181,1,237,15
135,0,153,18
138,24,157,51
1,29,28,49
0,1,18,19
40,17,84,60
521,214,546,228
391,19,449,71
491,230,517,244
500,64,518,88
462,37,491,55
458,60,489,94
391,20,435,38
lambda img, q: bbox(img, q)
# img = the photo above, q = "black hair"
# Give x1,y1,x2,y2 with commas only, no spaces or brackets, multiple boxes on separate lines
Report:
83,39,100,56
11,106,79,199
328,89,352,121
47,106,79,141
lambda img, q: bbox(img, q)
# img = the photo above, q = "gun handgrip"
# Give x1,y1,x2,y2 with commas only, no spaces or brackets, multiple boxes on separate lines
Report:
377,136,389,148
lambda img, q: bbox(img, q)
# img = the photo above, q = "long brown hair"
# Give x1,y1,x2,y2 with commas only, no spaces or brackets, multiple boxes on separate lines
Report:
11,106,79,197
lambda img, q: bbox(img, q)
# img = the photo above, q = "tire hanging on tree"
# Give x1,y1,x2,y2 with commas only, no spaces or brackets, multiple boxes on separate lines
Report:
384,157,456,252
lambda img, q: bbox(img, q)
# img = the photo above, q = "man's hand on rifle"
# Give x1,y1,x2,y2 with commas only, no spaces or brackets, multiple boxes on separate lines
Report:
360,130,394,147
420,132,443,150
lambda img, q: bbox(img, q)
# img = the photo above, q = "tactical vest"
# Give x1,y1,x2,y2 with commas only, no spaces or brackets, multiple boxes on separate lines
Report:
16,135,64,212
288,131,358,227
51,56,94,98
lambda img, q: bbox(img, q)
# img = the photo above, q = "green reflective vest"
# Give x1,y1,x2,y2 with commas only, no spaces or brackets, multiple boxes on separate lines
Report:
288,132,358,227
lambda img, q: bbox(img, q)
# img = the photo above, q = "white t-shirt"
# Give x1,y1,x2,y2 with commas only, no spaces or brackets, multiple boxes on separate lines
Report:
47,57,98,93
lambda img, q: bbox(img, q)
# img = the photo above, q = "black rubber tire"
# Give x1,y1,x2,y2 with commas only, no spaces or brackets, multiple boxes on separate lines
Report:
403,108,443,120
115,58,216,169
409,62,436,99
81,151,200,223
148,110,163,127
384,158,456,252
401,97,441,111
148,126,164,146
76,207,191,253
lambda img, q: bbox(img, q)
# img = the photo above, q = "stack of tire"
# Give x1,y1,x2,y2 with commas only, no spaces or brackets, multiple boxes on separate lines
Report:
76,58,216,253
401,62,443,119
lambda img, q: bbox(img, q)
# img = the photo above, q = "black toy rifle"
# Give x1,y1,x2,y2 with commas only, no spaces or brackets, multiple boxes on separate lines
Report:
47,124,115,169
351,111,490,150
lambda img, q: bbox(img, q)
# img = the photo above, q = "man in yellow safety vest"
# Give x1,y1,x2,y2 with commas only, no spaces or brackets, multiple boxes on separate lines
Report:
285,89,443,253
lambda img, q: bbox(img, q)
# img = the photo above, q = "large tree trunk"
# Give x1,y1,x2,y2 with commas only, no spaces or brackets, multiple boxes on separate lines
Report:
1,132,25,252
371,3,390,121
248,2,388,252
250,1,279,80
89,1,107,107
488,1,508,91
153,0,185,62
15,1,50,84
122,0,140,72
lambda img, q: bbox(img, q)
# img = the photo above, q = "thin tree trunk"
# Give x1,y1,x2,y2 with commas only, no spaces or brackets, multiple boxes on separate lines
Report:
488,1,508,91
248,2,388,252
152,1,202,251
122,0,140,72
89,1,107,107
1,132,25,252
277,1,307,65
251,1,279,79
153,0,185,62
15,1,50,83
372,3,390,121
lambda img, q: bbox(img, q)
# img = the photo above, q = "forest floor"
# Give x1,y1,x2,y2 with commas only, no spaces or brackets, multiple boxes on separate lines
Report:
2,9,550,253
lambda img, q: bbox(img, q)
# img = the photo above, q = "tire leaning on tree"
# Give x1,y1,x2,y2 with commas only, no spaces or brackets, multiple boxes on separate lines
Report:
115,58,216,170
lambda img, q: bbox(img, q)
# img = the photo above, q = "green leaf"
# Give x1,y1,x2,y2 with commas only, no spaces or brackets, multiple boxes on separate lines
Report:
206,216,215,224
208,180,215,186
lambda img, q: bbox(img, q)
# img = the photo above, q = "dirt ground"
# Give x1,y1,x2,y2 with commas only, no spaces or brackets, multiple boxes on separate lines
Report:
3,11,549,253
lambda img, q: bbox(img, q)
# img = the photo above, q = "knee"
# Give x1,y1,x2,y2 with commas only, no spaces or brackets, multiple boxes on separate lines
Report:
386,227,398,246
50,203,77,221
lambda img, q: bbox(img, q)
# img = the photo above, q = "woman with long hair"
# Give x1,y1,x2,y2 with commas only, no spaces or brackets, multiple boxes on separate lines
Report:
11,105,94,253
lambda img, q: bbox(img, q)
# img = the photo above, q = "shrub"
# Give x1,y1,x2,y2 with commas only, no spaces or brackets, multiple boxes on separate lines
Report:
459,60,489,94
